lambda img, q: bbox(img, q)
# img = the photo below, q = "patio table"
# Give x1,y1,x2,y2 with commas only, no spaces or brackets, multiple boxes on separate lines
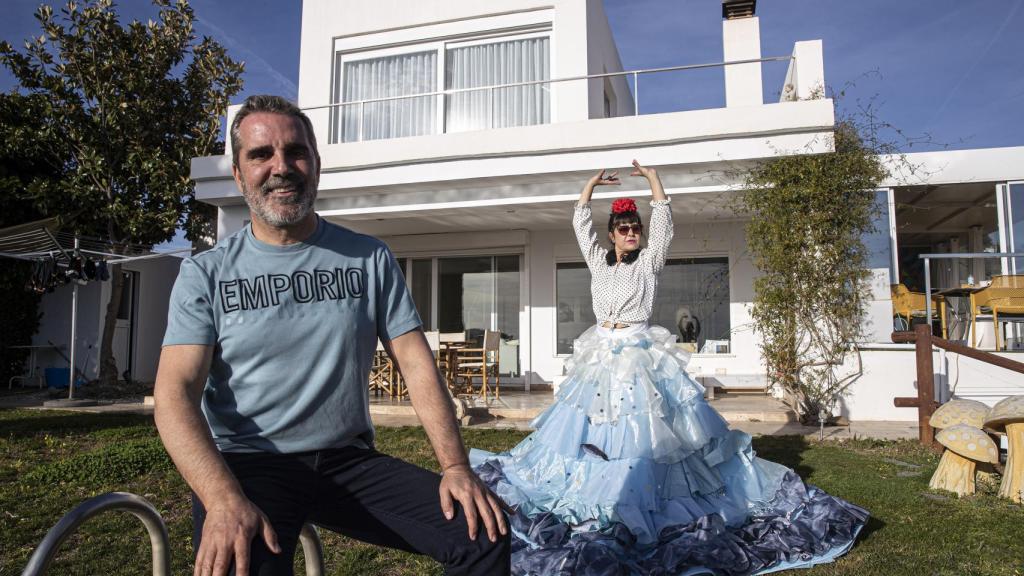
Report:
935,285,986,342
7,344,62,389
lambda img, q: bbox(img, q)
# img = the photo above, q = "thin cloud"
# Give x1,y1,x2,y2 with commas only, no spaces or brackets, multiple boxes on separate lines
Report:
194,16,298,99
923,0,1022,130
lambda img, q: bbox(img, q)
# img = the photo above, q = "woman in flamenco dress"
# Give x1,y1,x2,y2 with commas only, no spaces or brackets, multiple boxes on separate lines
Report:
470,160,869,575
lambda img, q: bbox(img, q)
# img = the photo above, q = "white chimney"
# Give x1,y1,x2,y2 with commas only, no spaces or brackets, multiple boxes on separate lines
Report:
722,0,763,107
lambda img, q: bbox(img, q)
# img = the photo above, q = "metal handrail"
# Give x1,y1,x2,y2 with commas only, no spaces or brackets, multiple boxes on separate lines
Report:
22,492,170,576
304,54,793,112
21,492,326,576
299,523,325,576
918,252,1024,329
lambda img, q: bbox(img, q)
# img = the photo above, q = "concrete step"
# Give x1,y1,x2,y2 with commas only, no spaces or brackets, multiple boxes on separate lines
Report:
368,394,796,424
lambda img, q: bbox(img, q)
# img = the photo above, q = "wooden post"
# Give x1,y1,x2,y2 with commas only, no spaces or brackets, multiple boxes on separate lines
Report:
913,324,936,446
892,324,940,449
893,326,1024,450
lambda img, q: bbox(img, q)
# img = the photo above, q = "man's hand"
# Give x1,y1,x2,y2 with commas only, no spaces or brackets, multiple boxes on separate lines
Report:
438,464,509,543
194,495,280,576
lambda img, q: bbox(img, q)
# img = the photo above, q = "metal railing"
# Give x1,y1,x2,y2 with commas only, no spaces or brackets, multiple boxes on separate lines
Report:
21,492,325,576
307,54,793,143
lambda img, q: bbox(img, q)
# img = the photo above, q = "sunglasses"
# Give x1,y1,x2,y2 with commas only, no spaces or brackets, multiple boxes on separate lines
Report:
615,224,643,236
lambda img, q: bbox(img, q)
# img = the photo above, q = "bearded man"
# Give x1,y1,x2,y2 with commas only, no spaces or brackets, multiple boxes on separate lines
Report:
154,95,510,576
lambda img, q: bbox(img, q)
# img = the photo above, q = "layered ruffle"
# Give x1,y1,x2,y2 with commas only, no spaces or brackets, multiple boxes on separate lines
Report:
470,323,869,575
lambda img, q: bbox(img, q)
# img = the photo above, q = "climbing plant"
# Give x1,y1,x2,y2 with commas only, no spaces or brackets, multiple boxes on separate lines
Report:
741,113,890,422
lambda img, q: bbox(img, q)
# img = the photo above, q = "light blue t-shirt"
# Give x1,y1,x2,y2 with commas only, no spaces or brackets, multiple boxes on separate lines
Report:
162,217,421,453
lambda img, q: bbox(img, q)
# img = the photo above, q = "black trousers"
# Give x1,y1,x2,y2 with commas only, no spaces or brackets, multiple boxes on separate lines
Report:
192,446,511,576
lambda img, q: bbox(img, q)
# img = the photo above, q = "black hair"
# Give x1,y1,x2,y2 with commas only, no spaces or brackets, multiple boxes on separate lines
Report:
230,95,320,168
605,210,643,265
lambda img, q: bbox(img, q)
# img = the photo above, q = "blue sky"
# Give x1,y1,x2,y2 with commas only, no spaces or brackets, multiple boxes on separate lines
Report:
3,0,1021,148
2,1,1022,248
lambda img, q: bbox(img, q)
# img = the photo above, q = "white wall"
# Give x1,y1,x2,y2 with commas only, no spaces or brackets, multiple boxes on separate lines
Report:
585,0,633,118
836,345,1024,421
123,256,182,382
298,0,593,140
32,255,181,384
35,281,103,381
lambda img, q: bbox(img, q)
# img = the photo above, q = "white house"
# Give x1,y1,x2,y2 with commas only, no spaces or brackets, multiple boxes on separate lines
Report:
190,0,1024,421
25,252,182,385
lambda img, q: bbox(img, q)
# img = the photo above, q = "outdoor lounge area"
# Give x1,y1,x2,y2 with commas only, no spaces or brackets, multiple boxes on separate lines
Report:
890,182,1024,351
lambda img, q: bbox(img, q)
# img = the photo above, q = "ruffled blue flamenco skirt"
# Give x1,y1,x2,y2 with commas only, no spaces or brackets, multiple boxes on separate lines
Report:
470,324,868,576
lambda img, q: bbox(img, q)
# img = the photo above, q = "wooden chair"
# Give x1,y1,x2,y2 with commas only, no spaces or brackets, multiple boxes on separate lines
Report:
891,284,947,338
438,331,467,393
368,340,392,396
423,330,441,372
453,330,501,402
970,275,1024,351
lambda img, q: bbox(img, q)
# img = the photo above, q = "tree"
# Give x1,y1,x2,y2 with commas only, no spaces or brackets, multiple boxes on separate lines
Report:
741,117,888,422
0,0,243,384
0,92,56,384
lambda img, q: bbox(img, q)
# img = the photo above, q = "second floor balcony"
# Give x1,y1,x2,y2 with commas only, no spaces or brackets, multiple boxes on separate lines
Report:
298,41,819,148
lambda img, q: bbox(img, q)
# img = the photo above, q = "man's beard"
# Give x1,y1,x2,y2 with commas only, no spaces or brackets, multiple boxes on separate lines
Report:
241,173,317,227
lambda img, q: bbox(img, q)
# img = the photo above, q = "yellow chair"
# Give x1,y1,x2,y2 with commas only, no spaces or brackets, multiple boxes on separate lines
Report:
453,330,501,402
970,275,1024,351
891,284,947,338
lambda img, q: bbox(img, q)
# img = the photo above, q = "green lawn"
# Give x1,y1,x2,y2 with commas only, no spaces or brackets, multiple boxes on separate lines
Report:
1,408,1022,575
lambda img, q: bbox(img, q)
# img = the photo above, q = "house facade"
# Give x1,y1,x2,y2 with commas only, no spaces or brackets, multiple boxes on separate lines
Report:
190,0,1024,420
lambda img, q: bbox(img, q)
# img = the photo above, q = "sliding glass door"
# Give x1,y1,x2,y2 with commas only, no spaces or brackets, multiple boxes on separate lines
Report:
998,182,1024,273
396,255,521,376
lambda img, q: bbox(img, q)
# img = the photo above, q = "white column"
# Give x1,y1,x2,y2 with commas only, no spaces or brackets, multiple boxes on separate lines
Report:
722,17,763,107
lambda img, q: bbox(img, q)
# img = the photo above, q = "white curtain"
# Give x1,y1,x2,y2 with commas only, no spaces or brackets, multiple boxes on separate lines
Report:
445,37,550,133
337,51,437,142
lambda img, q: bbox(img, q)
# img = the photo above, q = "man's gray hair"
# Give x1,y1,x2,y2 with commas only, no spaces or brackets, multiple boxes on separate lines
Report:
229,95,319,166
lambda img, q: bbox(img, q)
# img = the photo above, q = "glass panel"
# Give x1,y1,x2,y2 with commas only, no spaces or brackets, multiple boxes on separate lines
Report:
863,190,895,284
495,255,520,376
411,259,432,329
439,256,493,343
1010,183,1024,273
338,51,437,143
445,37,550,133
555,262,596,355
650,258,731,354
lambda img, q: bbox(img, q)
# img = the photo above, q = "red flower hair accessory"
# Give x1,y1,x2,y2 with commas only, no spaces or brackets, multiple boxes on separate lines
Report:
611,198,637,214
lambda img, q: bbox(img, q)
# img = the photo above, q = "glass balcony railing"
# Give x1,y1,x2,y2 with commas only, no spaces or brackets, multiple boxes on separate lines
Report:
301,55,794,145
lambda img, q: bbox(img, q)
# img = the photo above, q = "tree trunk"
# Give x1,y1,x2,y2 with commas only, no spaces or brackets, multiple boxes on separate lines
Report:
98,262,123,385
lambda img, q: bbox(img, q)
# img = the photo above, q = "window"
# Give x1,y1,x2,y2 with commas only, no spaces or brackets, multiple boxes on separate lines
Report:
332,31,550,143
410,259,433,329
395,254,521,375
556,257,732,356
652,258,731,354
336,51,437,142
445,36,550,132
555,262,595,354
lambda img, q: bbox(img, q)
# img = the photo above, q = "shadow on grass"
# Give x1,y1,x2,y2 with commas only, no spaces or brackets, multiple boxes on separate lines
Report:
750,434,815,479
0,409,153,439
750,434,887,544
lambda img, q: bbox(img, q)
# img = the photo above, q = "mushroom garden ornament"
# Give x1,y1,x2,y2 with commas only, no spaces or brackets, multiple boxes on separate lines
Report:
930,424,999,497
982,395,1024,503
928,398,990,430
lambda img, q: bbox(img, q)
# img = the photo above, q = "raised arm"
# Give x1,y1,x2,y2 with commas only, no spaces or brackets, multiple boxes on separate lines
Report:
386,329,508,544
631,160,673,270
573,170,620,269
154,345,280,576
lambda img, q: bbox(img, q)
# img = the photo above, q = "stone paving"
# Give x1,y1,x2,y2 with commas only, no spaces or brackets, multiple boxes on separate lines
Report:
2,388,920,441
